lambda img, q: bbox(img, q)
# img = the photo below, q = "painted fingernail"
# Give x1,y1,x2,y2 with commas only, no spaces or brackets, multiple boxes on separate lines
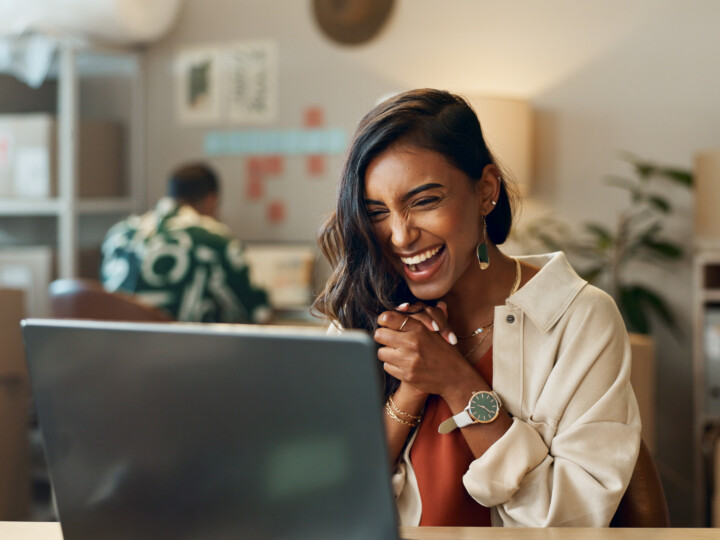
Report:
448,332,458,345
431,321,440,332
397,302,409,310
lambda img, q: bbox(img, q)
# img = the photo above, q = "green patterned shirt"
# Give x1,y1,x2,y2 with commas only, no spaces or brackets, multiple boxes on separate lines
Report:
101,198,271,323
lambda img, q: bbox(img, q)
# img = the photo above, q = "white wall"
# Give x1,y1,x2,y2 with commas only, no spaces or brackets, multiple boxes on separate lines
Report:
145,0,720,525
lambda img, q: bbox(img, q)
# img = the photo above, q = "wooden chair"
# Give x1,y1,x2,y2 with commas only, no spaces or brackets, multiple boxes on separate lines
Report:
48,279,173,322
611,439,670,527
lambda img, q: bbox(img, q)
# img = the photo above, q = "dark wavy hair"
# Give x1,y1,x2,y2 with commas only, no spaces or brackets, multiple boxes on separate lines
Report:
312,89,517,394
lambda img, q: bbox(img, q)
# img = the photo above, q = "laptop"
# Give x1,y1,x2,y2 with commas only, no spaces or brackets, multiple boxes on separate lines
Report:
22,319,399,540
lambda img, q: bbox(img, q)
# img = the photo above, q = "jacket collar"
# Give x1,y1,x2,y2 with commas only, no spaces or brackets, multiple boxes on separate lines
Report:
505,252,587,333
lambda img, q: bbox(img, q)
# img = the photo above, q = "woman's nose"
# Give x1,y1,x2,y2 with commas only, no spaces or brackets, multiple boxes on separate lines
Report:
389,214,419,248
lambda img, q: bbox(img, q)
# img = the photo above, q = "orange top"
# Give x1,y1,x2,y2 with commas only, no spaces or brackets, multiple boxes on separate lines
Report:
410,347,494,527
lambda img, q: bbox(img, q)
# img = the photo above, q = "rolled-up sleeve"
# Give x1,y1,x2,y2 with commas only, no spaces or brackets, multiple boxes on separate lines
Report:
463,291,642,527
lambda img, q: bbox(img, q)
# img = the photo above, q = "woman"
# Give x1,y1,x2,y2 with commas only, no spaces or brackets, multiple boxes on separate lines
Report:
313,89,640,527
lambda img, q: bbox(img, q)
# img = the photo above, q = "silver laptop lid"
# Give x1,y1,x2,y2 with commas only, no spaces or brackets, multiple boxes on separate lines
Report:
22,319,398,540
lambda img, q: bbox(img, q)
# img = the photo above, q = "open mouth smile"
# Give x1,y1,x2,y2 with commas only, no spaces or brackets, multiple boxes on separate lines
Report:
398,245,446,278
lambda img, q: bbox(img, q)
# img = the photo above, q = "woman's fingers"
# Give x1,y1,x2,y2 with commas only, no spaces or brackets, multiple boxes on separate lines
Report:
377,303,457,345
377,310,418,332
423,304,457,345
395,302,445,335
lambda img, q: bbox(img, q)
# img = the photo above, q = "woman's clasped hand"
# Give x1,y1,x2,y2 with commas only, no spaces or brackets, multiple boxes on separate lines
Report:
375,302,476,398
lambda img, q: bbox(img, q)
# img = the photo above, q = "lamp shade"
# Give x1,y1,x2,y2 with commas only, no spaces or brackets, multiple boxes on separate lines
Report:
694,149,720,246
465,96,533,194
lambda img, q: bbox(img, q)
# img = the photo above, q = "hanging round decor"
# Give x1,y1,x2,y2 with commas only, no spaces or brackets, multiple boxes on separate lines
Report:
312,0,395,46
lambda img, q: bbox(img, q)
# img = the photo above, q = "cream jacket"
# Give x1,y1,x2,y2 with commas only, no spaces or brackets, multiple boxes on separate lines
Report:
392,252,642,527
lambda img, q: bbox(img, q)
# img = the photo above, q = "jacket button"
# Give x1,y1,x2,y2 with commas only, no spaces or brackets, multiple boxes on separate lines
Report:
506,315,515,324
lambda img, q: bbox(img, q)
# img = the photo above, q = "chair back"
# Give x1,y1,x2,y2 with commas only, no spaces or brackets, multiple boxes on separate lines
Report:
610,439,670,527
48,279,173,322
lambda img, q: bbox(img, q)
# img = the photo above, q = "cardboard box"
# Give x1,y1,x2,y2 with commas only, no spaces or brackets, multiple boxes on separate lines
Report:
244,244,316,309
0,113,124,199
0,289,27,379
0,247,53,318
0,377,30,520
0,288,30,520
629,332,655,453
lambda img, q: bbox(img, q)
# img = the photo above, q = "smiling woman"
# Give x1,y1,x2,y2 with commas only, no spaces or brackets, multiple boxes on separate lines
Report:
312,89,641,528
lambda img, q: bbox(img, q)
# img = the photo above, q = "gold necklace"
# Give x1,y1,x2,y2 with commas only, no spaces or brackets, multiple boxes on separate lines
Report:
462,258,522,360
457,321,493,340
463,324,494,359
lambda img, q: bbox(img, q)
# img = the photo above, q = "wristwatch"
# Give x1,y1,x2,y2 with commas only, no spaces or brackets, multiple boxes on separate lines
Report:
438,390,503,434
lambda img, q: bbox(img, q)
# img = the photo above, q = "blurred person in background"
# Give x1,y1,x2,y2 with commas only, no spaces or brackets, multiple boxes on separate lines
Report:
101,162,271,323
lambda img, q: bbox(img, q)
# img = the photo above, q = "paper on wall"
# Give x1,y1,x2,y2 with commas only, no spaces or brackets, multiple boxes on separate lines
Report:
175,47,221,125
13,146,49,197
227,41,278,124
0,130,12,168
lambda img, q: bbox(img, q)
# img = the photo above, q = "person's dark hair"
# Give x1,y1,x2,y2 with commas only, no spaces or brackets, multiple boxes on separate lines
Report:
167,162,220,204
312,89,518,396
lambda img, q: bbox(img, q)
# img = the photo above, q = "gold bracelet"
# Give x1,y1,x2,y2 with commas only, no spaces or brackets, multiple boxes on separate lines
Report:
385,402,419,427
388,394,422,420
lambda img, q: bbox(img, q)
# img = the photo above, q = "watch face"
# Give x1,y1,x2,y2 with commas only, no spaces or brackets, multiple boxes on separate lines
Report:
468,392,499,423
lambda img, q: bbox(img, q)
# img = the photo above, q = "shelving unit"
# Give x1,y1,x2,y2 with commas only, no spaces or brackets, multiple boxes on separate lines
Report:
692,249,720,526
0,41,147,522
0,41,145,279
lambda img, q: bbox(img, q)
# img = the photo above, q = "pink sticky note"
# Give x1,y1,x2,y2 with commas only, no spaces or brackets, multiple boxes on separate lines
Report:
264,155,284,176
267,200,286,224
246,175,264,200
307,155,325,176
304,106,324,128
247,156,264,177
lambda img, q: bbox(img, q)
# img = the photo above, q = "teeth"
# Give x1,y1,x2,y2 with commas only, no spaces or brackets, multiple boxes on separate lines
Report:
400,246,441,266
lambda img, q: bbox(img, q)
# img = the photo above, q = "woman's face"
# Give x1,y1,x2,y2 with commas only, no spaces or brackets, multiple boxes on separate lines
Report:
363,144,486,300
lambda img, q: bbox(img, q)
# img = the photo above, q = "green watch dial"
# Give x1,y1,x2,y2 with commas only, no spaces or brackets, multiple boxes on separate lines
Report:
468,391,500,423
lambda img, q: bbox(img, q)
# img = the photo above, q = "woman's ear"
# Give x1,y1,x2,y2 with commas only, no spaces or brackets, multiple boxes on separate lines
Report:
477,164,502,215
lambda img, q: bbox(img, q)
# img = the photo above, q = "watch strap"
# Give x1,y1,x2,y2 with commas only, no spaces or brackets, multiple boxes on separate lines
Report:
438,410,472,434
437,415,458,434
437,391,502,434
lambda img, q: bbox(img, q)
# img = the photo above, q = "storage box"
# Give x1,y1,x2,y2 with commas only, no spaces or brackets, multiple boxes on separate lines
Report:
629,333,655,453
0,377,30,520
244,244,316,309
0,247,53,318
0,288,30,520
0,113,124,198
0,289,27,379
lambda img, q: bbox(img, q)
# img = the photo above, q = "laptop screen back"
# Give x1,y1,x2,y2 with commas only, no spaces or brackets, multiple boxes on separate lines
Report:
22,320,398,540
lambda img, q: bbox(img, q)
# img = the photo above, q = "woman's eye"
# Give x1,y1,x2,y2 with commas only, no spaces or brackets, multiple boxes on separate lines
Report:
413,197,440,207
366,208,388,220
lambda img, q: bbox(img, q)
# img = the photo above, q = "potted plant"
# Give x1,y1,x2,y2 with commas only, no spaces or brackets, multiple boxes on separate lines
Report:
517,154,693,452
520,153,692,336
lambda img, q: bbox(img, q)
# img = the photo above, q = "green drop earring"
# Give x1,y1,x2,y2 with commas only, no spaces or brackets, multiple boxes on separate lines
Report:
477,216,489,270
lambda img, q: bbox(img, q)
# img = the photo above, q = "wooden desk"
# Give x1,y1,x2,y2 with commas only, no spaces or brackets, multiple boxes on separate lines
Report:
1,523,717,539
0,522,62,540
400,528,719,539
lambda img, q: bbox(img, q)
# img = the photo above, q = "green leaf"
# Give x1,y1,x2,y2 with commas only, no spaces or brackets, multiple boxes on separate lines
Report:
619,286,649,334
618,151,693,187
584,223,613,244
619,284,680,336
536,233,563,252
632,284,677,331
639,238,683,259
605,176,639,194
656,167,693,187
580,266,604,284
646,195,671,213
